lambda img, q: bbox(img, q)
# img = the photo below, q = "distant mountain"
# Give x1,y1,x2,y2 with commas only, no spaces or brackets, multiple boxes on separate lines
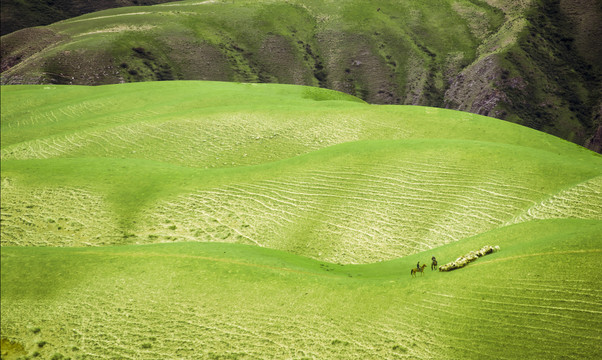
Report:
0,0,178,36
1,0,600,151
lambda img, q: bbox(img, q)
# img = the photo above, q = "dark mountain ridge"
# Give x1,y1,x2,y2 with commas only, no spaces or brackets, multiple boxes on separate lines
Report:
0,0,178,36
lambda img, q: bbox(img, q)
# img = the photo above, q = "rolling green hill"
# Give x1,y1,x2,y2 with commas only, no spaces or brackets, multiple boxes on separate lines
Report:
1,0,600,150
2,81,600,261
1,81,601,358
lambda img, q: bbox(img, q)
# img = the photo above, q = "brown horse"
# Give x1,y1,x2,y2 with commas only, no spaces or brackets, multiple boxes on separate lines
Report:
411,264,427,277
431,259,438,271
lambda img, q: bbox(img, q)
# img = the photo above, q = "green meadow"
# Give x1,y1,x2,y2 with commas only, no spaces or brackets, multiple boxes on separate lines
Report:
1,81,602,358
2,219,602,359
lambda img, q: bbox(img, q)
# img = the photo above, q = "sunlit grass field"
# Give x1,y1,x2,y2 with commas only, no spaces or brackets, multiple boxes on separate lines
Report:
2,220,601,358
1,81,601,358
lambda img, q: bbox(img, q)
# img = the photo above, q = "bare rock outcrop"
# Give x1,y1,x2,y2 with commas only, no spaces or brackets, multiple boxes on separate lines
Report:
443,55,509,118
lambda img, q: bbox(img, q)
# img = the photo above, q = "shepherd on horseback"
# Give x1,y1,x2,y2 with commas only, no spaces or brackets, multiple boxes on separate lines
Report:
431,256,438,271
411,263,427,277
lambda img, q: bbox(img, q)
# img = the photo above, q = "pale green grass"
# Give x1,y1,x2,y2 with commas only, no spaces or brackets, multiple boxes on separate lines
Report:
2,82,600,262
2,219,601,358
2,82,592,168
1,81,601,358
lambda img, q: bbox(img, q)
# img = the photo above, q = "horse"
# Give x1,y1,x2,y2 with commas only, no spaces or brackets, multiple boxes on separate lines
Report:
431,259,438,271
411,264,427,277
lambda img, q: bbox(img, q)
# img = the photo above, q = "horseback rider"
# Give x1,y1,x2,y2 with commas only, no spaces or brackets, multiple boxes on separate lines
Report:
417,261,420,270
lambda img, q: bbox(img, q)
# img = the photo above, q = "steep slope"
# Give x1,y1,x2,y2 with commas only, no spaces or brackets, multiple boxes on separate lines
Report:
444,0,601,151
1,0,600,150
2,219,601,358
1,0,497,106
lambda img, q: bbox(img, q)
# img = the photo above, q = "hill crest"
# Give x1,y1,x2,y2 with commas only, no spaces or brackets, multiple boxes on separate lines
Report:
1,0,600,151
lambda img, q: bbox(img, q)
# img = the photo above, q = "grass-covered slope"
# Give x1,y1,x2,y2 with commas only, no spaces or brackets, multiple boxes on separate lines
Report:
2,81,600,263
0,0,179,36
1,0,498,106
2,219,601,359
1,81,601,358
1,0,600,150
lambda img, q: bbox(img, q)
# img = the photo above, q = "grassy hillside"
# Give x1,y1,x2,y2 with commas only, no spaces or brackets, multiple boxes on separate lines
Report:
1,0,496,105
0,0,178,36
1,81,601,358
2,219,601,358
1,0,600,150
2,81,600,262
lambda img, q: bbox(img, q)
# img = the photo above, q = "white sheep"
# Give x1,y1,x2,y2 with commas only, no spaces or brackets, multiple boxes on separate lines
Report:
439,245,500,272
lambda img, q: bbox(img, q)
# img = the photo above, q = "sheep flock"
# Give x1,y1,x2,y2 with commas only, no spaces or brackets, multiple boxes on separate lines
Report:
439,245,500,272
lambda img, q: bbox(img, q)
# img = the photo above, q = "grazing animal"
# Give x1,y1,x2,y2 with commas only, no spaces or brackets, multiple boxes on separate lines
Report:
411,264,427,277
438,245,500,271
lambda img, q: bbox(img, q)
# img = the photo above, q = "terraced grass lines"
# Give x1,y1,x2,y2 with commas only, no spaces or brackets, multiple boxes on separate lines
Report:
0,181,120,246
1,81,601,358
141,141,599,263
511,175,602,223
2,82,601,263
2,220,601,358
1,82,592,165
